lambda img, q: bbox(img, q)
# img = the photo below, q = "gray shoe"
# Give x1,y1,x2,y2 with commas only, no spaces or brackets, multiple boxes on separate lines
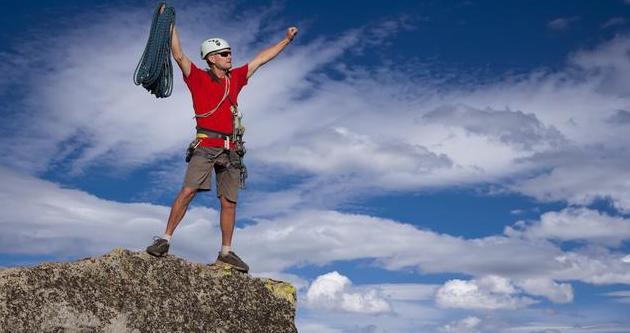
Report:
146,237,169,257
216,251,249,273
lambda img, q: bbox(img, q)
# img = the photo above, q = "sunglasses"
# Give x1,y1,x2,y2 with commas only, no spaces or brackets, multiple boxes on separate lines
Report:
214,51,232,57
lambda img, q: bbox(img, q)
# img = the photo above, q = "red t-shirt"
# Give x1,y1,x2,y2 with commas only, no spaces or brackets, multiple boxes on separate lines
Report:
184,62,249,148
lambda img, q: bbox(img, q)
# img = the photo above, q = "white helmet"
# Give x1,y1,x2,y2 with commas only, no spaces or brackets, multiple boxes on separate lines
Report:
200,38,231,59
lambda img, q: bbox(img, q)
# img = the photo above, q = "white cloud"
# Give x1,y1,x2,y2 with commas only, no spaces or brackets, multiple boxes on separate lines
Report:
502,323,630,333
551,250,630,285
439,316,482,333
365,283,439,301
0,2,353,174
0,3,629,214
4,165,629,287
2,156,630,332
505,208,630,246
603,290,630,304
570,34,630,101
436,276,537,310
512,161,630,214
602,17,626,29
298,292,443,333
0,166,219,261
422,105,566,151
297,322,345,333
1,4,630,332
304,271,391,314
547,17,580,31
516,278,573,304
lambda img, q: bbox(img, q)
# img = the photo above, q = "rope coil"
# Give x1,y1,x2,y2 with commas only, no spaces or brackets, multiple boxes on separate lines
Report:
133,2,176,98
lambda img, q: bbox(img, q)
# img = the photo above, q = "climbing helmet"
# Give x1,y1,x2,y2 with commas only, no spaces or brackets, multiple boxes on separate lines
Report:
200,38,231,59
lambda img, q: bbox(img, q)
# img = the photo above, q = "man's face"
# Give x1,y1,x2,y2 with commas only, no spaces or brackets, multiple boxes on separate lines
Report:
208,49,232,70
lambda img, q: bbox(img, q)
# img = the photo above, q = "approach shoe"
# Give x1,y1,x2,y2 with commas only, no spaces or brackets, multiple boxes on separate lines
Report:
146,237,169,257
216,251,249,273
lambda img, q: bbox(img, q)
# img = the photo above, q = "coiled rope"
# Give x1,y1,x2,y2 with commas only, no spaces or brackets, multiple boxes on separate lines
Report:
133,3,176,98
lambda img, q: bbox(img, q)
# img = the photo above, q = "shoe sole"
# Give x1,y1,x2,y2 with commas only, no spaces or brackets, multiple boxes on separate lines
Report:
146,249,168,257
214,260,249,273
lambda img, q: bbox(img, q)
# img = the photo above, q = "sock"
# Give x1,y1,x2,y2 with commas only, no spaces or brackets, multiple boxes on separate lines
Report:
221,245,231,255
162,234,172,242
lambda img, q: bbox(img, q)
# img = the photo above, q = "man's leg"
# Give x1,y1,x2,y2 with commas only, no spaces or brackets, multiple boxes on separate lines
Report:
214,156,249,272
219,195,236,248
165,186,198,236
147,186,197,257
148,147,214,257
216,195,248,272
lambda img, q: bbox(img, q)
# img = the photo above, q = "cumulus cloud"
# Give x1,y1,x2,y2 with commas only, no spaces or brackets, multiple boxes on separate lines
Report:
511,160,630,214
516,278,573,304
304,271,391,314
436,276,537,310
505,208,630,246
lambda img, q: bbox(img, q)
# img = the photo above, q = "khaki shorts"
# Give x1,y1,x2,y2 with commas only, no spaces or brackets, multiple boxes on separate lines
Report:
183,146,241,202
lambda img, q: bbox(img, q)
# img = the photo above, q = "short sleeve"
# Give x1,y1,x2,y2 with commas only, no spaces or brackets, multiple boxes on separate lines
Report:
183,62,203,88
231,64,249,93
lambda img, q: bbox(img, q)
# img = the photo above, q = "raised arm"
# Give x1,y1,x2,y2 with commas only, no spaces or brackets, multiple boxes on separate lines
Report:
247,27,298,79
171,25,192,77
158,4,192,77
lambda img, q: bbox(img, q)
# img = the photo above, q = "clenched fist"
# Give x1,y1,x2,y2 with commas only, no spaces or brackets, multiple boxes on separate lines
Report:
286,27,299,42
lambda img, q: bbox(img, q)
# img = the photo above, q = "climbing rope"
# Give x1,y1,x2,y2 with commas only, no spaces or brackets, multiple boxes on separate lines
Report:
195,74,230,118
133,2,176,98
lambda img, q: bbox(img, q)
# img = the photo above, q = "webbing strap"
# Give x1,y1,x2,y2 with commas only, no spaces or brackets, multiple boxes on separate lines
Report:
196,126,230,138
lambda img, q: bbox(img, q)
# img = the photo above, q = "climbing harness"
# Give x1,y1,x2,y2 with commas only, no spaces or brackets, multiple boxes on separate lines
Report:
185,69,248,188
186,70,247,189
133,2,175,98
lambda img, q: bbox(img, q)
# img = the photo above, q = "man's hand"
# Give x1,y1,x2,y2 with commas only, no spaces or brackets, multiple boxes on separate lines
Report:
286,27,298,42
247,26,299,79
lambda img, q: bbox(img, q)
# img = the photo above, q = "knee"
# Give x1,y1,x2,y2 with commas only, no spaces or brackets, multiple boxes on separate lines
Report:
220,196,237,210
179,187,197,201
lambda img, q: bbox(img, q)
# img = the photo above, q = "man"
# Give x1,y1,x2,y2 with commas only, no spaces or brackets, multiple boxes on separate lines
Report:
146,18,298,273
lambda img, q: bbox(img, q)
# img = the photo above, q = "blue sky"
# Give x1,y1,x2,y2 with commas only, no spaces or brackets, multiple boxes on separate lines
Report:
1,1,630,332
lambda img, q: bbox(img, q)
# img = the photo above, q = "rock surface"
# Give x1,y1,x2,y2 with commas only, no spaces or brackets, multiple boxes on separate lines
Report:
0,248,297,333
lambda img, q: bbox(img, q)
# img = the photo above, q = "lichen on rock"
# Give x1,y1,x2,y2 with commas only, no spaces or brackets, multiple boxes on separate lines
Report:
0,248,297,333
